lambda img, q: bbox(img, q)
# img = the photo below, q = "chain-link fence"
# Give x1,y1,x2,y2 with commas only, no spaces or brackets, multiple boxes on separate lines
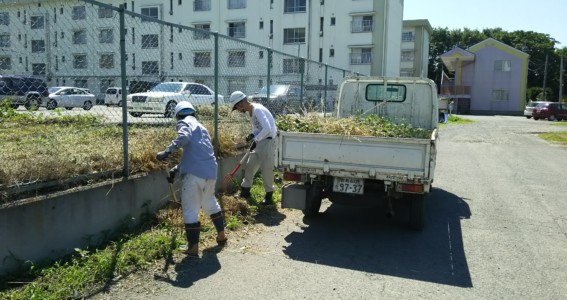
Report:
0,0,358,203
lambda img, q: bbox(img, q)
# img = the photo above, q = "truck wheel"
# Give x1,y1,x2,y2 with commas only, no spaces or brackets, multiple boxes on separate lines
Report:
408,194,426,230
302,185,322,217
24,96,41,111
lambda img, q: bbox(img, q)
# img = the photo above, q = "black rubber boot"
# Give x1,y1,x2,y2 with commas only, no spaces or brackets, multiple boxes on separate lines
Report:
261,191,274,205
184,222,200,257
237,187,251,199
210,212,227,246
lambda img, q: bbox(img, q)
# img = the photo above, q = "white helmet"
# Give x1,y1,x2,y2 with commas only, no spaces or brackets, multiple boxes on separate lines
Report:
229,91,247,111
174,101,195,117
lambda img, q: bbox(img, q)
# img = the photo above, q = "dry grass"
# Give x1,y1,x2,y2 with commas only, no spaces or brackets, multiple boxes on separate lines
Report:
276,114,433,138
0,104,251,199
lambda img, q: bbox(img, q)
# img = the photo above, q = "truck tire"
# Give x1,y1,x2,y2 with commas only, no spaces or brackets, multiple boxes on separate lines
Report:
302,184,322,217
408,194,426,230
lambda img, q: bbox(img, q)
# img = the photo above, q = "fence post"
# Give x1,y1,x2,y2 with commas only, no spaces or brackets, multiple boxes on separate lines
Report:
267,49,272,97
214,32,220,154
119,4,129,177
324,64,328,116
300,58,304,104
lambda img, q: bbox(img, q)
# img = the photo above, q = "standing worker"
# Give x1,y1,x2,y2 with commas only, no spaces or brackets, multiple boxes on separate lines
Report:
156,101,227,257
229,91,277,205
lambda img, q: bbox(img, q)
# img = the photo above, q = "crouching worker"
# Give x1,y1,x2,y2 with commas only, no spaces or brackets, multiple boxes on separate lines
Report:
156,101,227,257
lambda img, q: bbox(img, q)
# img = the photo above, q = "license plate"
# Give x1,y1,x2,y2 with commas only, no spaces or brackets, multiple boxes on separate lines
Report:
333,177,364,194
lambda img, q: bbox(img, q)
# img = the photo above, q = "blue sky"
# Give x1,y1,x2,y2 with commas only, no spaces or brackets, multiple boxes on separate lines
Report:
403,0,566,48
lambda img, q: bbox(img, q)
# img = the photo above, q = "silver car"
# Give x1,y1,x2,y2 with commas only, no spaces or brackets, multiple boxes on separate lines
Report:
45,87,95,110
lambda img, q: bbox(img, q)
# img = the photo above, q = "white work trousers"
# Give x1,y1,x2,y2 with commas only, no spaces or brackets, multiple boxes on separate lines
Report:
181,173,221,224
241,138,275,192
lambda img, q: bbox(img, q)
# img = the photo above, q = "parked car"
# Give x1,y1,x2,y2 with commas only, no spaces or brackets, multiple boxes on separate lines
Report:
248,84,313,115
524,101,552,119
532,102,567,121
45,87,95,110
126,82,224,117
105,87,123,106
0,75,49,110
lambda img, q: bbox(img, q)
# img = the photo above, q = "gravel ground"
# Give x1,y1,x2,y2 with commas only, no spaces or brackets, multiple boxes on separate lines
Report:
90,115,567,300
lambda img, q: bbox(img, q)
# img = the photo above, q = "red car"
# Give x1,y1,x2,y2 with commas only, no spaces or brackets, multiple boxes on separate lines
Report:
532,102,567,121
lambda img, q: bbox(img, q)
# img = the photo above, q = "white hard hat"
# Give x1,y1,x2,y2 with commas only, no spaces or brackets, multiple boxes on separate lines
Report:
229,91,247,111
174,101,195,117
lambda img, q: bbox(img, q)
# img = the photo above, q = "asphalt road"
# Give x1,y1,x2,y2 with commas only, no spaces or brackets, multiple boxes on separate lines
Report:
91,115,567,300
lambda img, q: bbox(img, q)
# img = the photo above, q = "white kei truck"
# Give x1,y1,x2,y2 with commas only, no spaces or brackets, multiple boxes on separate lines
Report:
278,76,439,230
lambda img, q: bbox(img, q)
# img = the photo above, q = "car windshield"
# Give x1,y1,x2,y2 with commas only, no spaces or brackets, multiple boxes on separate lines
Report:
48,87,63,93
535,102,550,108
150,83,184,93
258,85,288,96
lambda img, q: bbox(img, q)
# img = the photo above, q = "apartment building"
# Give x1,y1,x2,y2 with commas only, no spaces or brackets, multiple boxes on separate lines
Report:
400,19,432,78
0,0,404,99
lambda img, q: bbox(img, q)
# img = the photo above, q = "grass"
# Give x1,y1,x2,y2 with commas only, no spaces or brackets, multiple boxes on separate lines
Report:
538,132,567,145
0,176,277,300
0,102,250,203
439,114,475,127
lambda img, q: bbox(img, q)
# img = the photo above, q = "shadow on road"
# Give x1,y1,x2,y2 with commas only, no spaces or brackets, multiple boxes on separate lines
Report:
153,246,223,288
282,188,472,287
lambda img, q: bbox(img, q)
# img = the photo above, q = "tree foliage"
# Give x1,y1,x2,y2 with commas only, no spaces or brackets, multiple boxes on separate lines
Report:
429,27,566,101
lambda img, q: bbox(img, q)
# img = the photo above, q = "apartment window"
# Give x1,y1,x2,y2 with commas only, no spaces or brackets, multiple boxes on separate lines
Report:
0,34,10,47
351,15,373,33
194,23,211,39
142,61,159,75
283,28,305,44
194,0,211,11
0,12,9,25
350,47,372,65
228,51,245,67
73,54,88,69
259,21,263,29
30,15,44,29
494,60,511,72
492,89,509,100
141,34,158,49
31,39,45,53
99,53,114,69
330,17,335,26
98,6,114,18
100,79,114,94
75,79,88,88
259,51,264,59
228,22,246,38
401,50,414,61
72,6,86,20
402,32,414,42
400,68,414,77
329,48,334,57
283,58,304,74
318,48,322,63
32,63,46,75
73,30,87,44
141,6,159,21
55,56,58,70
99,29,114,43
284,0,306,13
228,0,246,9
0,57,11,70
227,78,246,95
194,51,211,67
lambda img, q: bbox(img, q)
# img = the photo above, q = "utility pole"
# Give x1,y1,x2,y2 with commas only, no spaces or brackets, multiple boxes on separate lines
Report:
560,54,564,102
542,54,548,100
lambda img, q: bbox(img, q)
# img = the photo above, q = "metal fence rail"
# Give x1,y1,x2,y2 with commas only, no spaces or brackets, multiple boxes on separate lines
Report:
0,0,358,204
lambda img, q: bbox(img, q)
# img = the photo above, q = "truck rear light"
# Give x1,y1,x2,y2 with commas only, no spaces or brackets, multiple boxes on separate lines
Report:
399,183,424,193
283,172,303,182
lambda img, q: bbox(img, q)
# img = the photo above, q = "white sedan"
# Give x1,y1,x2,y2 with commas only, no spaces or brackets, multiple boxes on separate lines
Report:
45,87,95,111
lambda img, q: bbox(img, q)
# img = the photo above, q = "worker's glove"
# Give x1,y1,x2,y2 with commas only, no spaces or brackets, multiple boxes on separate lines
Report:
245,133,255,143
156,150,170,161
167,166,178,184
249,140,257,151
